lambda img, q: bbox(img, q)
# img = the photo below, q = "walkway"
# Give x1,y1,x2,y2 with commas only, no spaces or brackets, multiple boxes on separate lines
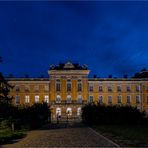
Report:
2,122,119,147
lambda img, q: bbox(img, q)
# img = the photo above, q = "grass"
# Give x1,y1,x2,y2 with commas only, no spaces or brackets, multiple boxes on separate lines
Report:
0,128,25,145
93,124,148,147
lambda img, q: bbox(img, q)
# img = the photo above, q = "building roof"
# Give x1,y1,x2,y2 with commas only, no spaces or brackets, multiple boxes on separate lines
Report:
49,61,88,70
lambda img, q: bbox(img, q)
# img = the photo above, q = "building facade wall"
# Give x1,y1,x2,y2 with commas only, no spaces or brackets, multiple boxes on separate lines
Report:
7,63,148,120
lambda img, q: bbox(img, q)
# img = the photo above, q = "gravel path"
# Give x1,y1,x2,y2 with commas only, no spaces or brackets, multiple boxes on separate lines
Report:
2,122,119,147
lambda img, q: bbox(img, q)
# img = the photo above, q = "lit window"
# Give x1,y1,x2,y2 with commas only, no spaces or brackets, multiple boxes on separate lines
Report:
44,95,49,103
77,107,81,116
108,96,112,104
56,108,61,116
35,95,39,103
136,95,141,104
25,95,30,103
117,95,122,103
66,107,72,116
88,96,93,103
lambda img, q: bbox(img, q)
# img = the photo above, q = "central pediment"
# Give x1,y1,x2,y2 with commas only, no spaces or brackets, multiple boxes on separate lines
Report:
64,62,74,69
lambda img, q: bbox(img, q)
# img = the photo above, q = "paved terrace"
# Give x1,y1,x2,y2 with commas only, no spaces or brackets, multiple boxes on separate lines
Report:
2,122,119,147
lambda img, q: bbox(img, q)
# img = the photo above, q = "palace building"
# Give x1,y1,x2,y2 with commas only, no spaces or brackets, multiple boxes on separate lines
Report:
7,62,148,120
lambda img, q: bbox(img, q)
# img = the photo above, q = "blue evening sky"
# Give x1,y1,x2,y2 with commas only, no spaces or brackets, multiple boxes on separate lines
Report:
0,1,148,78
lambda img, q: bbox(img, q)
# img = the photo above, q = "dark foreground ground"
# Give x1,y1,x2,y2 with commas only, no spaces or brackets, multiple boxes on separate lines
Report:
1,122,119,147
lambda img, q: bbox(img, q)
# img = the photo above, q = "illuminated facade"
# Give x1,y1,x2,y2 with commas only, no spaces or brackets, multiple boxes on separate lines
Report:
7,62,148,120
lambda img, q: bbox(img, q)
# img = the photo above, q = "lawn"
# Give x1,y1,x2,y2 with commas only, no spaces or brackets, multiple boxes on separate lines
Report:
0,128,25,145
93,124,148,147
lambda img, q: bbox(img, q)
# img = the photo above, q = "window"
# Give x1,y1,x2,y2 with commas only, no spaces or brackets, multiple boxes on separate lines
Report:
146,85,148,91
34,85,39,92
136,95,141,104
136,85,140,92
88,96,93,103
77,107,81,116
44,95,49,103
108,96,112,104
15,85,20,92
67,95,72,103
126,95,131,104
117,86,121,92
56,95,61,103
25,95,29,103
108,86,112,92
99,85,103,92
98,96,103,104
25,85,30,92
15,95,20,104
117,95,122,104
56,80,60,92
66,107,72,116
35,95,39,103
77,95,82,103
89,84,93,92
56,108,61,116
45,85,49,91
78,83,82,92
127,85,131,92
67,80,71,92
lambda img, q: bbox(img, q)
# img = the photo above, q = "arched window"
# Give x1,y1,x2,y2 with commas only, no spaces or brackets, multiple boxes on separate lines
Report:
56,108,61,116
56,95,61,103
67,95,72,103
77,107,81,116
66,107,72,116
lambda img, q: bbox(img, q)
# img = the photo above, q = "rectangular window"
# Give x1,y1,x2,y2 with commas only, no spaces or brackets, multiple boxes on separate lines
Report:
45,85,49,91
89,84,93,92
34,85,39,92
89,96,93,103
117,95,122,103
99,86,103,92
136,85,140,92
126,95,131,104
77,95,82,103
15,95,20,104
108,86,112,92
136,95,140,104
35,95,39,103
15,85,20,92
117,86,121,92
44,95,49,103
108,96,112,104
56,83,60,91
98,96,103,104
25,95,30,103
67,82,71,92
127,85,131,92
78,83,82,92
25,85,30,92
